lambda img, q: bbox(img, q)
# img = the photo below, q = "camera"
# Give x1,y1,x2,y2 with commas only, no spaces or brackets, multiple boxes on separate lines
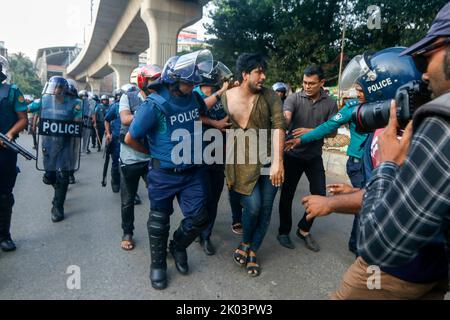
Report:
352,80,431,132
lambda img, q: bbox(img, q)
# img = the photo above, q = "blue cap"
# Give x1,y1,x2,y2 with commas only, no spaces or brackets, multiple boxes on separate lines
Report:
401,2,450,56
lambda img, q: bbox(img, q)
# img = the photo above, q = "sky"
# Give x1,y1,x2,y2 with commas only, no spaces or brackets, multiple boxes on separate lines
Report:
0,0,212,62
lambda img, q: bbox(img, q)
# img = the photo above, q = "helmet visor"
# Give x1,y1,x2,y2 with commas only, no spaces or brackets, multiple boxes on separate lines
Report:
42,80,69,96
173,49,213,83
340,55,369,91
214,61,233,82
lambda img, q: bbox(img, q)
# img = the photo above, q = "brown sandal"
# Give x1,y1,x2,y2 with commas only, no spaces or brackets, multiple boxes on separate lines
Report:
233,242,250,266
121,234,135,251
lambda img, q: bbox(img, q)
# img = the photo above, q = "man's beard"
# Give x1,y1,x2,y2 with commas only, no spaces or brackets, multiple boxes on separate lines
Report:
248,81,263,93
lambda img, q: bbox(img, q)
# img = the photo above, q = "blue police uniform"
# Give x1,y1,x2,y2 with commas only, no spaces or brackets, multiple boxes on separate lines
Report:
93,102,108,150
0,83,27,249
105,101,121,189
40,94,82,222
129,85,209,287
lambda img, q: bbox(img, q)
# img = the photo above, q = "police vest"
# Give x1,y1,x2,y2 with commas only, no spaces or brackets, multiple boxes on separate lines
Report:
120,91,142,138
0,84,18,134
110,102,121,138
147,87,203,169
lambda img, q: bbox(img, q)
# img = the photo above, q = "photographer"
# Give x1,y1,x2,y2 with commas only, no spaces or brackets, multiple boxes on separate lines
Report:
354,3,450,297
304,4,450,299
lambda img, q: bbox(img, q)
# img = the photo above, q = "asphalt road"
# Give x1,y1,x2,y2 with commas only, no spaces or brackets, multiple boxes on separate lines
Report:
0,134,447,300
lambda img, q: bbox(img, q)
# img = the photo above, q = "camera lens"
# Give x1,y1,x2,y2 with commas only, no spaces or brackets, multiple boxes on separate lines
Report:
352,100,391,133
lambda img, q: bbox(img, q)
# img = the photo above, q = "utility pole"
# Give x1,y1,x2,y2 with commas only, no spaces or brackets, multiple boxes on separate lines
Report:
90,0,94,24
337,0,348,106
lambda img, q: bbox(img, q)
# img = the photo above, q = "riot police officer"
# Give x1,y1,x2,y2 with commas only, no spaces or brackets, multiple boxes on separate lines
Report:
93,95,109,151
125,50,213,289
104,89,123,193
0,55,28,251
38,76,82,222
90,94,100,150
194,61,232,255
79,90,92,154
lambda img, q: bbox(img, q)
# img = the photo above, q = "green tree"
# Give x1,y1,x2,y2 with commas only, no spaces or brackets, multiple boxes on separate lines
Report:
9,52,43,97
206,0,448,89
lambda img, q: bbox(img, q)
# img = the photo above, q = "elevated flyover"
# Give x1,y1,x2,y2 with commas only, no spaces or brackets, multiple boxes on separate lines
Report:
66,0,210,92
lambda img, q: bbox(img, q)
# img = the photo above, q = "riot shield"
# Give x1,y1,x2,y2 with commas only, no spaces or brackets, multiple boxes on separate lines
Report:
36,94,83,172
82,98,93,128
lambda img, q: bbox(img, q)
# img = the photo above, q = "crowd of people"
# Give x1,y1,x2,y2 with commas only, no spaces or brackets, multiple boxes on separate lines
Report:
0,2,449,299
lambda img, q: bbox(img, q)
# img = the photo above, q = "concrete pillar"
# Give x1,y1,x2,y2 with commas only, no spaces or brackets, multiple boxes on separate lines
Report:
87,77,102,95
108,51,139,89
140,0,203,66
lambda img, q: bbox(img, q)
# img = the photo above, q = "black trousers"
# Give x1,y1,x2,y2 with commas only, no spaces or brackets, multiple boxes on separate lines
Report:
278,153,326,235
120,161,148,235
200,165,225,240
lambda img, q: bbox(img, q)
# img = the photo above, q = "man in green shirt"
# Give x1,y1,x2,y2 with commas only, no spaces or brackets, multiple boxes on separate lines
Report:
222,53,286,277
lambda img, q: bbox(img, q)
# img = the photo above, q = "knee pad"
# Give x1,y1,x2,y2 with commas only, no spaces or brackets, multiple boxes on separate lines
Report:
148,211,170,237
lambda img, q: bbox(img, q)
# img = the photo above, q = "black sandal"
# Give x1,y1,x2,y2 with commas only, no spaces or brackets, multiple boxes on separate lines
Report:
233,242,250,266
246,251,261,277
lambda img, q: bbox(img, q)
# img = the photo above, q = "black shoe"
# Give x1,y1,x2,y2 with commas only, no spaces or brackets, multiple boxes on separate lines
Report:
51,207,64,223
134,194,141,205
169,240,189,275
296,230,320,252
69,176,75,185
111,183,120,193
97,147,101,152
86,149,91,154
200,238,216,256
150,267,167,290
277,234,295,249
0,238,16,252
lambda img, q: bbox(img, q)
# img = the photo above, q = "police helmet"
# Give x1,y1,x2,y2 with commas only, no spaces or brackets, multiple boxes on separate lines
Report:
272,82,288,93
137,64,162,90
162,49,214,85
199,61,232,88
78,90,89,99
91,94,100,102
43,76,69,96
101,95,109,103
340,47,422,103
120,83,139,94
113,88,124,101
0,55,11,84
67,79,79,97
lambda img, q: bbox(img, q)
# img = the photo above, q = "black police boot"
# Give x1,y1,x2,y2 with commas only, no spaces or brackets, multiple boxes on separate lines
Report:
148,211,170,290
169,240,189,275
149,235,168,290
0,194,16,252
51,180,68,223
200,237,216,256
69,175,75,185
111,174,120,193
111,181,120,193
